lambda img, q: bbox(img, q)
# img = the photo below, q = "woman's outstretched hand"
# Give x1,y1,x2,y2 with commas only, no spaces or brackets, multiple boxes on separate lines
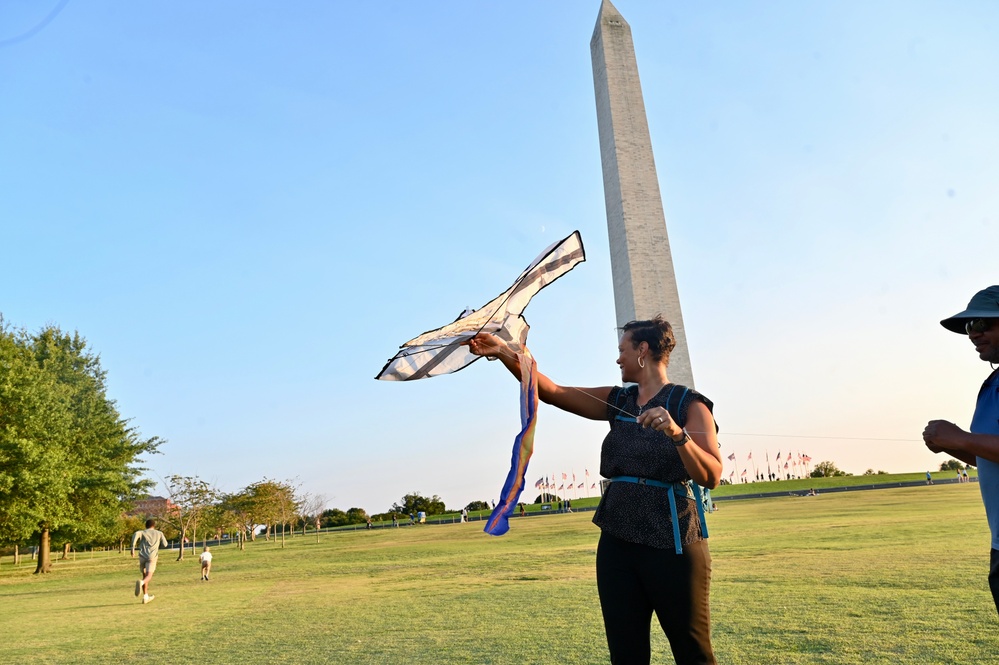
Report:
464,333,508,359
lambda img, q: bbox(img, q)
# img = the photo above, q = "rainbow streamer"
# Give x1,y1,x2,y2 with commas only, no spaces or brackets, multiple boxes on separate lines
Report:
484,352,539,536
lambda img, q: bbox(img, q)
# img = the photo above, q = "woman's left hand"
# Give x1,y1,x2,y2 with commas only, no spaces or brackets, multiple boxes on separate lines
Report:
637,408,683,440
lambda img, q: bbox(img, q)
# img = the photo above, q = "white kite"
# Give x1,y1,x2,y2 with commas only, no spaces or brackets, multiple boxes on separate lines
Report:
375,231,585,381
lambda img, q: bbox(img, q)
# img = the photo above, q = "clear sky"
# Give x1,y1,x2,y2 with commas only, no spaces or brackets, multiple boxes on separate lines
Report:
3,1,997,514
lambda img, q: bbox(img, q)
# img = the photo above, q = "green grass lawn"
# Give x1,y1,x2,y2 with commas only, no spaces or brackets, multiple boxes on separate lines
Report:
2,483,995,664
710,470,978,499
432,471,978,520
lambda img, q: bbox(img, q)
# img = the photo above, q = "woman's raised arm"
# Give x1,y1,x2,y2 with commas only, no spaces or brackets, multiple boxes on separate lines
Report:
465,333,612,421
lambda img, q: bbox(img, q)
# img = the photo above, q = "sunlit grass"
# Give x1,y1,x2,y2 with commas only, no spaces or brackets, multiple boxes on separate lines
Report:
2,483,995,663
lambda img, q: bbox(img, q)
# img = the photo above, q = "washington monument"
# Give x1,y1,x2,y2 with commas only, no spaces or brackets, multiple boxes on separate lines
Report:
590,0,694,388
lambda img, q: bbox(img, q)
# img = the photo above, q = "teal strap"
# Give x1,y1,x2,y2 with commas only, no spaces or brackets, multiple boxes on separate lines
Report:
691,483,709,540
610,475,669,487
666,484,682,554
609,476,707,554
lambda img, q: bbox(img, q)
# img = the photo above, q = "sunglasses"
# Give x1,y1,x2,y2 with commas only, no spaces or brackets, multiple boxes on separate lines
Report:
965,318,995,335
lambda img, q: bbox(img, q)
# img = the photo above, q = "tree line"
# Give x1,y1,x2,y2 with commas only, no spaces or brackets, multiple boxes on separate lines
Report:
149,484,490,553
0,317,497,575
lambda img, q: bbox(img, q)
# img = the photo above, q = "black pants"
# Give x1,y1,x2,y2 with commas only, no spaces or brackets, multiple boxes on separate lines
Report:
596,532,716,665
989,549,999,616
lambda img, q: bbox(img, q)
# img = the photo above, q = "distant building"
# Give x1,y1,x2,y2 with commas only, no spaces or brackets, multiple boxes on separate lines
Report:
128,495,178,518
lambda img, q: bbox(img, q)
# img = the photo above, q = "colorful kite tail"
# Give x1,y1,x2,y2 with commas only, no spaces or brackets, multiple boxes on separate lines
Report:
484,352,539,536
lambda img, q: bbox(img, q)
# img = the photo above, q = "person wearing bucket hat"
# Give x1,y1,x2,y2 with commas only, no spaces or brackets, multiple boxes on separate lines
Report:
923,285,999,615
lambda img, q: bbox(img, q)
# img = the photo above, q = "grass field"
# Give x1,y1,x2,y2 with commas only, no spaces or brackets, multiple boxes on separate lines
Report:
434,471,980,520
2,483,996,664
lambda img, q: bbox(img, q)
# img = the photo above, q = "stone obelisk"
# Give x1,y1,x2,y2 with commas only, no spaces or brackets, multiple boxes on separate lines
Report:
590,0,694,388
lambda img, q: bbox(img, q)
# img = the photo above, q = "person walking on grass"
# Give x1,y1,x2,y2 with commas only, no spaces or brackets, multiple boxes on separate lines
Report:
199,546,212,581
131,518,168,604
924,285,999,616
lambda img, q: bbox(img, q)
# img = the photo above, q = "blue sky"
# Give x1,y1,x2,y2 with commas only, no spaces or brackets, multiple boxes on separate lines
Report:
2,1,997,514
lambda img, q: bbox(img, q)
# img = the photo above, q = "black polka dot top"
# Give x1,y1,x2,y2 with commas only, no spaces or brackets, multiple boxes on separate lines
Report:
592,383,715,551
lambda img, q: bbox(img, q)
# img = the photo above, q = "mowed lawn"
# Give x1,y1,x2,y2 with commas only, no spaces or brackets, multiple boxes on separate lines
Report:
2,484,996,664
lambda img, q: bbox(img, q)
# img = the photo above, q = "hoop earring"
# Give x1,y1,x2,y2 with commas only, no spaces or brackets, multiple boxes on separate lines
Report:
638,356,645,369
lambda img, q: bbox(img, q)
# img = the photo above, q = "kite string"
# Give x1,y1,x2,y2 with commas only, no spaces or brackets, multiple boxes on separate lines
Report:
482,345,922,444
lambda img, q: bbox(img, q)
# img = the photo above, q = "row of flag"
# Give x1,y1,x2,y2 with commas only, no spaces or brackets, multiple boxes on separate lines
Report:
725,450,814,481
726,451,813,463
533,470,598,494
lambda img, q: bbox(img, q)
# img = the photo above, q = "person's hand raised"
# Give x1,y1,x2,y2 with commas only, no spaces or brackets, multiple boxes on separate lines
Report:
464,333,507,359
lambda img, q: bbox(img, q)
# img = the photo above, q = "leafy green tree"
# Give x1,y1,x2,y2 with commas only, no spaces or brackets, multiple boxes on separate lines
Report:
0,321,160,574
464,501,490,512
533,494,563,504
245,481,282,541
217,491,254,550
810,461,847,478
320,508,349,528
345,507,369,524
115,515,146,553
391,492,446,516
940,459,964,472
160,475,218,560
236,479,299,545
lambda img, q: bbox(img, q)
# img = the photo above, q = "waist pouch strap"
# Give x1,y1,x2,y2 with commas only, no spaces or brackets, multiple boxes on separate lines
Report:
609,476,709,555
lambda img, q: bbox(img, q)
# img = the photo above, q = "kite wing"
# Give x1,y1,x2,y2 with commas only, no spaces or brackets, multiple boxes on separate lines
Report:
375,231,585,381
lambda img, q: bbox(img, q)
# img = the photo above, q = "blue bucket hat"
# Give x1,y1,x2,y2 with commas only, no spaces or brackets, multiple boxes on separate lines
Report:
940,285,999,334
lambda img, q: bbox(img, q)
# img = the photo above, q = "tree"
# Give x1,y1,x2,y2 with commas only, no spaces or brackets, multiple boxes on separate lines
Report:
114,515,146,553
300,493,328,543
319,507,370,527
0,321,160,574
244,481,282,541
197,501,228,545
345,507,369,524
810,461,847,478
237,479,299,546
160,475,218,561
940,459,964,472
464,501,490,512
390,492,446,516
320,508,350,528
217,491,254,550
533,494,562,504
273,481,301,548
